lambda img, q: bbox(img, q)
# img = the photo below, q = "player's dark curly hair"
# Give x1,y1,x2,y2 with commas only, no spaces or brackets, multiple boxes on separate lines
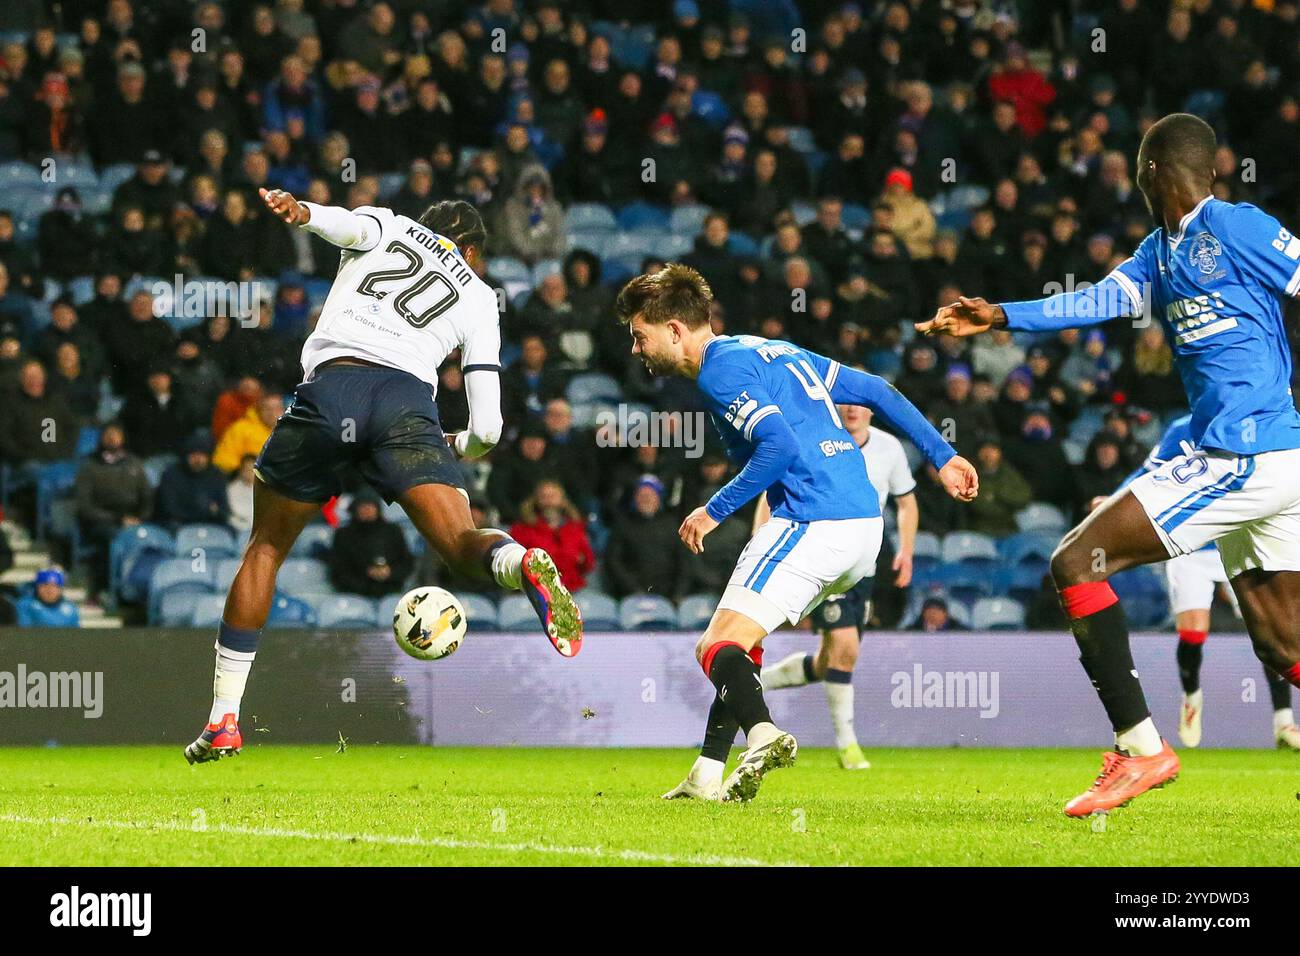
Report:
418,200,487,251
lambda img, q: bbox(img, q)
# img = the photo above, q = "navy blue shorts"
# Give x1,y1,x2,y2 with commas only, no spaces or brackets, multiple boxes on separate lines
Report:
809,575,873,633
255,363,465,504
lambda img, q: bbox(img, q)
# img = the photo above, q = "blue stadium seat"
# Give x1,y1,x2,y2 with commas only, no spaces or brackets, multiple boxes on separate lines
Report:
190,594,227,628
788,201,817,227
174,524,238,560
566,230,614,254
971,597,1026,631
566,372,622,404
998,531,1058,566
147,558,218,623
1016,503,1068,534
459,592,499,631
607,229,671,259
576,590,619,630
496,594,537,630
726,233,760,257
615,202,670,231
0,161,43,186
157,589,203,626
1111,567,1170,629
676,594,716,631
841,204,871,231
111,524,175,601
215,557,241,591
315,594,379,628
266,592,316,628
530,259,563,284
291,523,333,558
786,127,817,154
668,204,710,236
276,558,330,597
940,531,999,565
490,257,531,284
98,164,136,192
564,203,617,233
619,594,677,631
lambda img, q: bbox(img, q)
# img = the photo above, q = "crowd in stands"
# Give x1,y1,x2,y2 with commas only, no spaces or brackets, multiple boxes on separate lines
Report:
0,0,1298,626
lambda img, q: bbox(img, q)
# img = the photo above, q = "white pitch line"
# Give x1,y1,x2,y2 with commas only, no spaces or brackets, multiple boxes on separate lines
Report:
0,813,802,868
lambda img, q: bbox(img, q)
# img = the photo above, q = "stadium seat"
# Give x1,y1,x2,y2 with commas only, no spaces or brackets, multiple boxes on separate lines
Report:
564,203,617,233
1016,503,1068,534
566,372,622,405
786,127,817,154
668,204,710,236
459,592,499,631
575,590,619,630
147,558,218,623
112,524,175,601
174,524,238,560
566,230,615,254
971,597,1026,631
276,558,330,597
0,161,43,186
1111,567,1170,629
618,594,677,631
676,594,716,631
315,594,379,629
841,204,871,231
291,523,333,558
530,259,563,284
266,593,316,628
214,557,242,591
788,200,817,226
489,257,531,284
940,531,999,565
496,594,537,631
998,531,1058,566
615,202,670,232
190,594,227,628
157,589,203,626
607,229,671,260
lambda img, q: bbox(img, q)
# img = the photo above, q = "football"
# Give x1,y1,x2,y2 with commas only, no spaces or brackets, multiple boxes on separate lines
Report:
392,586,467,661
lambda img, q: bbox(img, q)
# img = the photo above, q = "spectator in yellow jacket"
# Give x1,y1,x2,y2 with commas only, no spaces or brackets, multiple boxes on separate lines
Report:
213,394,283,473
880,167,936,260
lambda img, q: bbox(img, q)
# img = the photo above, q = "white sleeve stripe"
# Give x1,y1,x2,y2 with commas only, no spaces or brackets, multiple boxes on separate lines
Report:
1285,260,1300,296
825,361,840,388
1108,265,1144,316
732,398,759,427
743,405,779,440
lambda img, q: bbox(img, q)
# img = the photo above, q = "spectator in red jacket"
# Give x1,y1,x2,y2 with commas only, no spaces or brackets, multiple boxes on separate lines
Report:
509,479,595,592
986,43,1055,139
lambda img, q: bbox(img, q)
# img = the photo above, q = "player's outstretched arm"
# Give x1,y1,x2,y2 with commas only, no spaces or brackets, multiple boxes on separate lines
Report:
259,187,381,252
452,369,503,460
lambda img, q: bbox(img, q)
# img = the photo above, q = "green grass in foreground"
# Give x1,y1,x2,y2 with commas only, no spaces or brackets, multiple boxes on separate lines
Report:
0,745,1295,866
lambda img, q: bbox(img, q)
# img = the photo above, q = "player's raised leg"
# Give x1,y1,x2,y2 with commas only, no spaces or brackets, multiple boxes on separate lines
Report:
398,482,582,656
185,477,318,764
1049,490,1181,816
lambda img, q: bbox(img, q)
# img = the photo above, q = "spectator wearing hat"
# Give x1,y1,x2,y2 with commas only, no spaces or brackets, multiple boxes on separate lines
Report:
404,76,457,162
986,42,1055,138
154,433,230,529
927,362,996,459
92,61,164,166
16,567,79,627
328,491,414,598
880,167,936,259
558,108,629,205
910,596,965,633
37,187,96,281
498,164,565,265
1004,402,1076,512
604,475,685,599
509,478,595,593
967,437,1031,537
25,71,83,159
110,150,180,236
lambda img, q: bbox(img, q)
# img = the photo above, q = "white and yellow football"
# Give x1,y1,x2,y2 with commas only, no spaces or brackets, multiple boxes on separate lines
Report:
392,586,467,661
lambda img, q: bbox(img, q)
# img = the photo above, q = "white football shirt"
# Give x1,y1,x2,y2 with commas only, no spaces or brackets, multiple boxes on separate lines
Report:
300,205,501,391
859,425,916,511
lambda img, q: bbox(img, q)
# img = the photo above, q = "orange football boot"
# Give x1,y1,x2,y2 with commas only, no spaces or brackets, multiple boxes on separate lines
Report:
1064,740,1180,817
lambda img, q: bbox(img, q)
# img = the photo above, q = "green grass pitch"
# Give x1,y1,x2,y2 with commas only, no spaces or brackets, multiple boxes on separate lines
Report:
1,745,1295,866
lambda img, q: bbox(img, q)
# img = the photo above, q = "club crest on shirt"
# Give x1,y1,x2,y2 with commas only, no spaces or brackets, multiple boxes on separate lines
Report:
1188,233,1223,276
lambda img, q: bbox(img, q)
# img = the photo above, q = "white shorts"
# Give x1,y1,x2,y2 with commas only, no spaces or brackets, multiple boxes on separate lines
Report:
717,516,883,634
1164,546,1230,616
1130,446,1300,578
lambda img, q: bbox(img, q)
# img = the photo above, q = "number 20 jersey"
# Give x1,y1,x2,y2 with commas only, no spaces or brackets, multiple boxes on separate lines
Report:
299,205,502,392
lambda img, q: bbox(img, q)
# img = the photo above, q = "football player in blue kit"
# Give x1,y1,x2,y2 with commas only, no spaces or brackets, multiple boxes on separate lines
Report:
919,113,1300,816
616,265,978,802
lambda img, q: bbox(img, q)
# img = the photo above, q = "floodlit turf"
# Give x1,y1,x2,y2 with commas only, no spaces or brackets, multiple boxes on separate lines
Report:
0,745,1295,866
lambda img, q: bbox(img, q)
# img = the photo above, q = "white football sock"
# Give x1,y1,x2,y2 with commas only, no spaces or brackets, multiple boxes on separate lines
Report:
762,652,812,691
490,538,526,590
1115,716,1163,757
687,755,725,788
825,681,858,751
1274,707,1294,732
209,644,256,723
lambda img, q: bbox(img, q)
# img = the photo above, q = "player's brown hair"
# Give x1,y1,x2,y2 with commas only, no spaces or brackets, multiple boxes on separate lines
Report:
615,263,714,328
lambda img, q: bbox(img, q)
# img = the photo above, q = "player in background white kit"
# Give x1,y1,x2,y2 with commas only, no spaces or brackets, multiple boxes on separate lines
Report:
760,401,919,769
184,188,584,764
1114,414,1300,750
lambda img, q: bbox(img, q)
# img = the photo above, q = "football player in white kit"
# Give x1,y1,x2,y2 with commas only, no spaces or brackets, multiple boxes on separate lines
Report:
1118,414,1300,750
185,188,584,764
760,400,919,769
